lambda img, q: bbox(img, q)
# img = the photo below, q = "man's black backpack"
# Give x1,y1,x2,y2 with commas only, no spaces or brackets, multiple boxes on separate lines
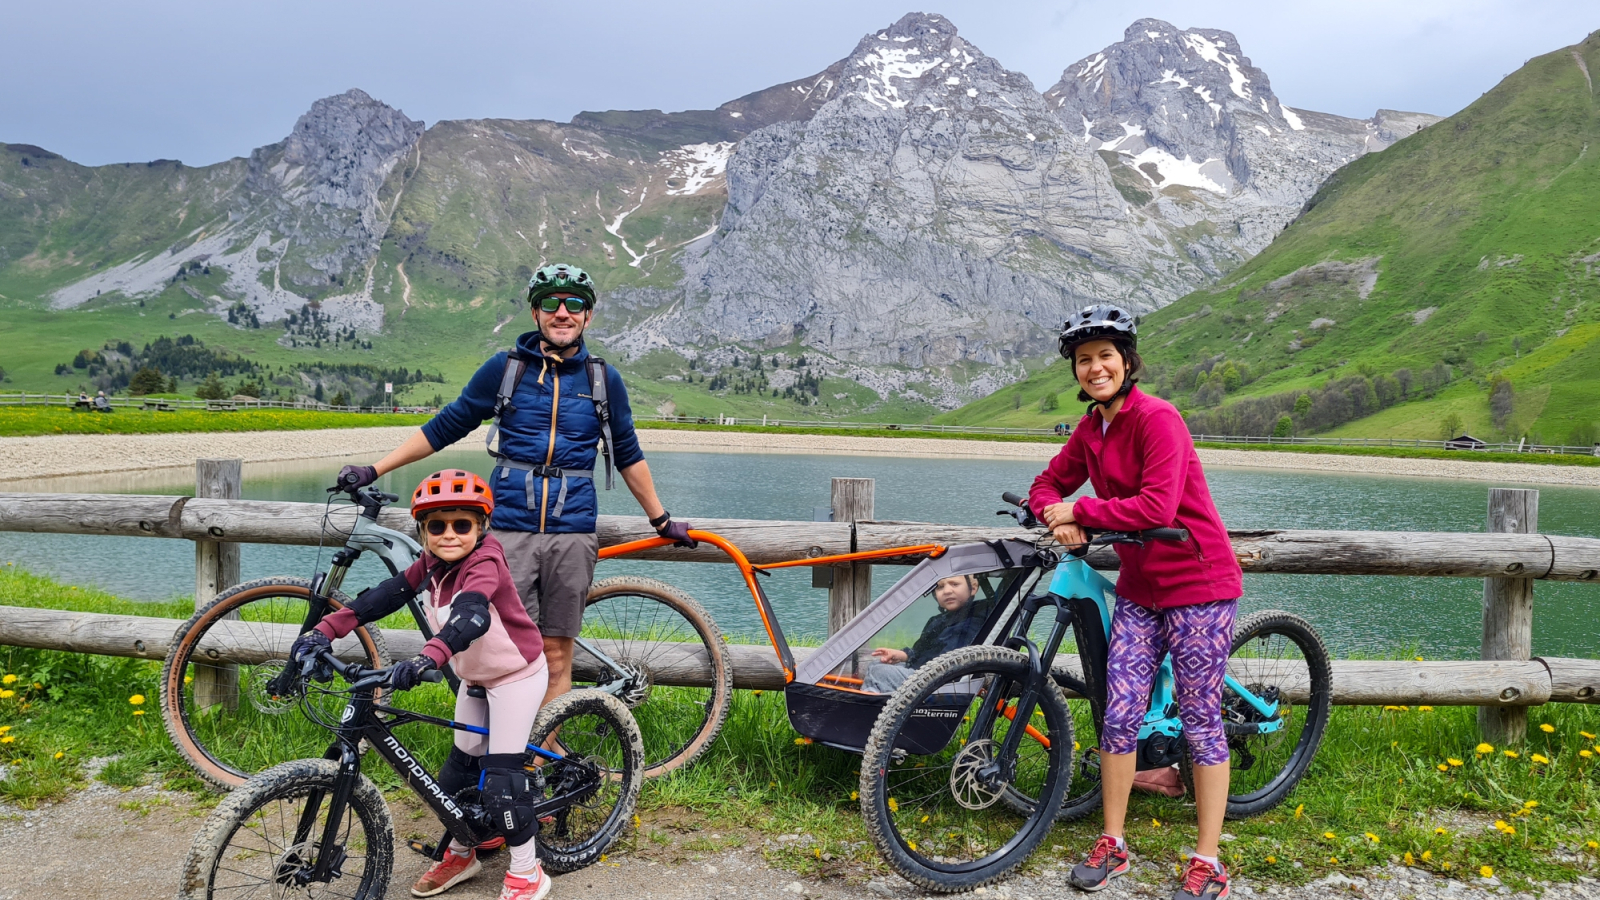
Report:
486,350,615,490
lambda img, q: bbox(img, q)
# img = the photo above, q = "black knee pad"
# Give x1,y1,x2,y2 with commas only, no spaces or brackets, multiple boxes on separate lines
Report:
478,753,540,846
436,746,480,799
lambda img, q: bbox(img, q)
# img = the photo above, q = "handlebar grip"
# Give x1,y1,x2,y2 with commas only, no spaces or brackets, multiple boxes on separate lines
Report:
1001,491,1027,508
1142,527,1190,542
420,668,446,684
373,490,401,503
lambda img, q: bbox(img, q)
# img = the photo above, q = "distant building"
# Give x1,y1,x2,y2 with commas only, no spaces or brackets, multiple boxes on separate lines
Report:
1443,434,1487,450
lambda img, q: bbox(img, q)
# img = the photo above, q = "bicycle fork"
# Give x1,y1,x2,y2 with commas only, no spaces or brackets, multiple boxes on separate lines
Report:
975,594,1075,788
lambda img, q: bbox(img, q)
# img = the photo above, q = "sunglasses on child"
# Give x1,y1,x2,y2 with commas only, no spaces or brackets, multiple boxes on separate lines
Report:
424,517,480,536
536,295,591,314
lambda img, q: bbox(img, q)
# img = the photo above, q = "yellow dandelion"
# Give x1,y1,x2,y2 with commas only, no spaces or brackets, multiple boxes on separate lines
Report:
1588,841,1599,850
1531,753,1549,764
1581,750,1594,759
1294,804,1304,819
128,694,146,706
1504,825,1516,835
921,815,930,824
0,736,13,744
1414,656,1424,662
1437,764,1449,772
1074,741,1081,751
1152,819,1162,828
0,690,13,699
1494,820,1509,831
1476,743,1494,754
1418,706,1433,712
1421,851,1433,862
132,710,145,716
908,841,918,851
888,797,899,813
1265,856,1276,864
1,675,15,685
1403,852,1415,866
1324,832,1336,840
850,791,859,801
31,683,41,690
1503,750,1519,759
1434,827,1448,836
184,676,193,685
751,690,762,696
632,815,640,827
1329,856,1339,864
0,726,9,734
1594,744,1600,754
1581,731,1597,740
1480,866,1494,879
1365,833,1380,844
1539,723,1555,734
53,751,64,760
1447,758,1463,767
813,848,821,859
1441,862,1452,871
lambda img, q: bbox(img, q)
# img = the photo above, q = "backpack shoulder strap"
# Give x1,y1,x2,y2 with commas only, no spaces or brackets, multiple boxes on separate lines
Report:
586,356,616,490
485,350,528,461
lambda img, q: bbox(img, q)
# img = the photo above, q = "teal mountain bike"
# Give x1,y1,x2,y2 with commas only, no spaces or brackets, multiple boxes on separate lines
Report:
859,493,1331,892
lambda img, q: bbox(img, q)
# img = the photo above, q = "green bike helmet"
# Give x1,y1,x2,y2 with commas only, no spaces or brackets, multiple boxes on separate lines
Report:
527,263,597,309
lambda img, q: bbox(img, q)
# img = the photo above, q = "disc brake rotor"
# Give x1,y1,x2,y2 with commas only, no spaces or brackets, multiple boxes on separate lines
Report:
269,841,335,899
949,739,1006,810
243,660,299,715
612,658,653,707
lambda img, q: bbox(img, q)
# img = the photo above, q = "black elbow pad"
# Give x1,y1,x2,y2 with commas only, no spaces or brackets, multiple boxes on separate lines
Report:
436,592,491,655
347,574,418,624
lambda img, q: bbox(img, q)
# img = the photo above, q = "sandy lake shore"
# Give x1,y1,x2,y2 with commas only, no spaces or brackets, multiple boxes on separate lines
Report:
1,425,1597,489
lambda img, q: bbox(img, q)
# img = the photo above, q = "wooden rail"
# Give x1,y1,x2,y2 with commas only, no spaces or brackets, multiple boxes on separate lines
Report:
2,604,1595,704
4,492,1600,579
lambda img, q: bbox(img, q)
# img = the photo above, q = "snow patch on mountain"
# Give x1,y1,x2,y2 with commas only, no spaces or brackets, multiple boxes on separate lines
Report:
661,142,735,196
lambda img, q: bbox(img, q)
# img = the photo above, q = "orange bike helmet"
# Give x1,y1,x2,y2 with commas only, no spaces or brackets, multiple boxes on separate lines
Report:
410,470,494,520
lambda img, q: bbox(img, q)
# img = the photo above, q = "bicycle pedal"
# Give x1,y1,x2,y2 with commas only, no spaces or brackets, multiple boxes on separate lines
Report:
406,839,439,858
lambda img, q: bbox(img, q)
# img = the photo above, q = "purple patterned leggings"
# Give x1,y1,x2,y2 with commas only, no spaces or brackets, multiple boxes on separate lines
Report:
1101,598,1239,767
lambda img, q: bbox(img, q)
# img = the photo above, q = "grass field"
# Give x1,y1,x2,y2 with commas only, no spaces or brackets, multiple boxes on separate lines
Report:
0,405,430,437
1,565,1597,888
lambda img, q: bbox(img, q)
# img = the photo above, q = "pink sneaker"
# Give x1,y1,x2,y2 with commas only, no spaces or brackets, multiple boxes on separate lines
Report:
411,849,480,897
499,864,552,900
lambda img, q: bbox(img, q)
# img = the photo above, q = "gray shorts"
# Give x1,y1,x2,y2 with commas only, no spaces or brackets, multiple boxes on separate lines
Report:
495,530,599,639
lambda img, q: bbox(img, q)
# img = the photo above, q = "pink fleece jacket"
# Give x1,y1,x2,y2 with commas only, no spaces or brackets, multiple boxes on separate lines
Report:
1028,386,1242,609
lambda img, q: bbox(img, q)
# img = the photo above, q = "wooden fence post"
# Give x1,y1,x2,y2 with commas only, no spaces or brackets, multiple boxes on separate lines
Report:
194,458,242,710
1480,487,1538,744
828,477,875,635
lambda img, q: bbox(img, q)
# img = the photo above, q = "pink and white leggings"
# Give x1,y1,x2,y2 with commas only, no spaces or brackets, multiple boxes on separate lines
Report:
446,667,549,875
1100,598,1238,767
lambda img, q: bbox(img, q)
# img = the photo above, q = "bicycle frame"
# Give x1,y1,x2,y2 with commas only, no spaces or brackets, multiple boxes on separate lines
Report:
596,530,946,683
287,672,584,884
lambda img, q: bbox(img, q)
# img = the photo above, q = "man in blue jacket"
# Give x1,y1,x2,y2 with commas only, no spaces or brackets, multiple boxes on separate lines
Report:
337,263,691,705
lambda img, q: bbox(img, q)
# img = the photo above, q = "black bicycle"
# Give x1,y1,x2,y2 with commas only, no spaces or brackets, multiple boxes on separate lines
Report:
178,649,643,900
859,493,1331,892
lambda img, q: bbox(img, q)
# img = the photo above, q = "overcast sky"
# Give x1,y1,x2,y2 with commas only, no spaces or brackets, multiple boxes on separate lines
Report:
4,0,1593,167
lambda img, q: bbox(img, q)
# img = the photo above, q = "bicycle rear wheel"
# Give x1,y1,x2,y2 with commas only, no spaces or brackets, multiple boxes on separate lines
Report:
860,646,1072,893
179,758,393,900
1179,610,1332,818
576,576,731,778
528,690,644,874
160,578,390,790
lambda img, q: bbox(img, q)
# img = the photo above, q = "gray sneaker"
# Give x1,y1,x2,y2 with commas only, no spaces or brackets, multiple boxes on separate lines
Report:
1068,835,1130,892
1171,857,1229,899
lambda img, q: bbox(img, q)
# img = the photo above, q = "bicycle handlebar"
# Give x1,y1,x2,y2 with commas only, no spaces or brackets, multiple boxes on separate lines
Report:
999,492,1188,545
302,648,446,692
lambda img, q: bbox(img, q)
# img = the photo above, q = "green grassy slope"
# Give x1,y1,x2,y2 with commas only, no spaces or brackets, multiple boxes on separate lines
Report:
945,31,1600,442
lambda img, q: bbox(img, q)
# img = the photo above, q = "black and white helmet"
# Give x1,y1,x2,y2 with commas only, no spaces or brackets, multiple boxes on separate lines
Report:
1058,304,1137,360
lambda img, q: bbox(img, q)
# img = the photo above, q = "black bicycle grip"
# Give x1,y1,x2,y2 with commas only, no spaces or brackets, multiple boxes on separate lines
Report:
1001,491,1027,508
420,668,446,684
1142,527,1190,542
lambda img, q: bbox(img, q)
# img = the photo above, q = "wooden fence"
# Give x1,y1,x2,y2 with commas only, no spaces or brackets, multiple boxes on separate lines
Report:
1,472,1598,742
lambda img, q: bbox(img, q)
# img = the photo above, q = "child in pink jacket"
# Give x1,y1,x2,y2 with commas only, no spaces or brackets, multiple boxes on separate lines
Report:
292,470,551,900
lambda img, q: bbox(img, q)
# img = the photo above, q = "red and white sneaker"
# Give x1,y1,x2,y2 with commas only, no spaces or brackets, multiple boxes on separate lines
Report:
499,864,552,900
1172,856,1230,900
411,849,481,897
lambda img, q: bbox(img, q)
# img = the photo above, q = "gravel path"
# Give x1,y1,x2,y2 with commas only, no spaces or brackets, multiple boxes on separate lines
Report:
1,425,1596,488
1,786,1595,900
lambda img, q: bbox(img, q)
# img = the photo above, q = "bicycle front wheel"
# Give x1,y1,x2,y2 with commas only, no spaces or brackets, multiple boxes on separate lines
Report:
577,576,731,778
1179,610,1332,818
160,577,391,790
179,758,393,900
528,690,644,874
860,646,1072,893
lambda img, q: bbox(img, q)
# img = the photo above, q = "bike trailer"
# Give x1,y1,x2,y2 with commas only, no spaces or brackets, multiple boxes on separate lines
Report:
784,540,1042,753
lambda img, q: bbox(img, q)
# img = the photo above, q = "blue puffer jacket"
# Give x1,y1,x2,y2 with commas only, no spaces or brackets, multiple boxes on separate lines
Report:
421,332,644,534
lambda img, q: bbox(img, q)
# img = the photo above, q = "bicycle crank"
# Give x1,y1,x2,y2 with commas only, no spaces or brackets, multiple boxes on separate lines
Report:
949,739,1007,810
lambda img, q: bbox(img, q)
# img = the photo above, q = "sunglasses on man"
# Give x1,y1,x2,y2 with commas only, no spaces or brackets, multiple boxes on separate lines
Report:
536,295,591,314
424,517,480,536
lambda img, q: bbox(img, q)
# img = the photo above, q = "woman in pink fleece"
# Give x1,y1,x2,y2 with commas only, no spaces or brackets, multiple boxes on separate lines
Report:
1028,306,1244,900
290,470,552,900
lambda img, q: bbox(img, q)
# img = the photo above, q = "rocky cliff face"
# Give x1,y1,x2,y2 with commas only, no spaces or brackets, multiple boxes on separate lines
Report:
23,16,1439,409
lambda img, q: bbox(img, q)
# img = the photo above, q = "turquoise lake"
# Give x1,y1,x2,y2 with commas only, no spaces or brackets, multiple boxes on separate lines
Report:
2,448,1597,659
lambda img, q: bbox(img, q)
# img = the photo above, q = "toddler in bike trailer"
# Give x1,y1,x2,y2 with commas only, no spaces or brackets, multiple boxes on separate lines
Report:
1032,306,1244,900
291,470,553,900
